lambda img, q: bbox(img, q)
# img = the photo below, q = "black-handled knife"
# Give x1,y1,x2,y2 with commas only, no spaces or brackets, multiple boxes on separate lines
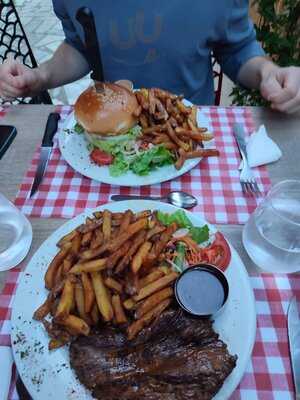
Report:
29,113,60,198
76,7,104,82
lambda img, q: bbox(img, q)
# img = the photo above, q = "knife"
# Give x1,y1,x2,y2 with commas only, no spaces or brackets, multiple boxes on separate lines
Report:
76,7,105,84
288,296,300,399
29,113,60,198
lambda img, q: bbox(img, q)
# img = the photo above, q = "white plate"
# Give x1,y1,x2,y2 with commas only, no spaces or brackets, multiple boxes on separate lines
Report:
58,101,213,186
11,201,256,400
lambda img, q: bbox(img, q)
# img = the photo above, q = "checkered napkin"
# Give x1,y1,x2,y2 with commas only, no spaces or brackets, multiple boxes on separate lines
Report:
1,269,298,399
12,106,271,225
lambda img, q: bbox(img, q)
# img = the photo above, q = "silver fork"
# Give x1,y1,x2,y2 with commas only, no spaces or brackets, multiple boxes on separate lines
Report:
233,123,261,196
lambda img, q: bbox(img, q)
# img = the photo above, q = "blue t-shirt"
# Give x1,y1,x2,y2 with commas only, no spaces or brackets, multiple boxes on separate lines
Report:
52,0,264,105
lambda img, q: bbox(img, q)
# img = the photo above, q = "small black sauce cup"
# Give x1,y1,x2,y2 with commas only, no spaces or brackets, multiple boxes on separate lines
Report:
174,263,229,318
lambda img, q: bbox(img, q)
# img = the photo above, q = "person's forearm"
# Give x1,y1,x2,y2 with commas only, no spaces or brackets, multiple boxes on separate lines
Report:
36,41,90,91
237,56,279,89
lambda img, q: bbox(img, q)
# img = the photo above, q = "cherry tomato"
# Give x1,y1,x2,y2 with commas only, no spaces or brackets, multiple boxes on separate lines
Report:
90,149,113,166
201,232,231,272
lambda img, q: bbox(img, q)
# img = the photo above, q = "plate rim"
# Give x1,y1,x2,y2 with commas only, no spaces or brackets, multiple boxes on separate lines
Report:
11,201,256,400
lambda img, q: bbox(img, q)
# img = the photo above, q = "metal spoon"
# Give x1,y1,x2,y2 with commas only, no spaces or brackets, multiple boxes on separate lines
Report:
110,191,197,209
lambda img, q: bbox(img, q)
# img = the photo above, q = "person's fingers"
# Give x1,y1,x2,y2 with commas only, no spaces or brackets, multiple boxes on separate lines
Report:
260,72,283,101
12,67,36,89
0,80,23,98
271,90,300,114
268,68,300,105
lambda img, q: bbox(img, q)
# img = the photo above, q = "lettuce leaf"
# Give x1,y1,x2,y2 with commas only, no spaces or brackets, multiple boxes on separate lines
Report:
130,146,174,176
109,154,129,176
157,210,209,244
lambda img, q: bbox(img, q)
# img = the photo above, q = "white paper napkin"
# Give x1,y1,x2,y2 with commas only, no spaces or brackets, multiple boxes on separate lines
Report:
0,346,13,400
245,125,282,168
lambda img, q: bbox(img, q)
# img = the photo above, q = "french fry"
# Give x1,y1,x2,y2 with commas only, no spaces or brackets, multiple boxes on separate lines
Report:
131,241,152,274
55,278,74,320
81,272,95,313
112,294,127,324
146,223,178,267
81,231,93,247
69,258,107,274
106,240,131,269
134,211,152,221
80,242,110,261
93,211,102,219
62,254,74,276
54,263,64,287
45,245,71,290
158,265,171,275
102,210,112,241
139,269,164,288
123,298,136,310
127,298,172,340
48,338,68,350
104,277,123,294
90,229,104,250
185,149,220,158
166,122,189,151
71,233,82,254
115,230,147,273
135,287,173,319
91,272,114,322
57,314,90,336
133,272,178,302
33,293,53,320
77,218,102,234
109,218,148,253
175,148,186,170
176,99,191,115
118,210,133,234
90,302,100,325
74,282,86,320
57,230,78,248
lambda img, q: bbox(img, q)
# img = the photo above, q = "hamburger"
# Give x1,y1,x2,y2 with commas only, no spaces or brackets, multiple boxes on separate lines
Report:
74,81,139,139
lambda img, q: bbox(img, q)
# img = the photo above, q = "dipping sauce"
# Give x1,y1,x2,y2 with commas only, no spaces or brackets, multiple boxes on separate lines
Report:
174,265,229,316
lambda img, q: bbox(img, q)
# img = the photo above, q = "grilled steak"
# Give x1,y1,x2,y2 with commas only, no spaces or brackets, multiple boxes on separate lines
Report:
70,309,237,399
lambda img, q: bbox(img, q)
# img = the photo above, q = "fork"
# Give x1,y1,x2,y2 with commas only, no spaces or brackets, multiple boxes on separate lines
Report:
233,123,261,196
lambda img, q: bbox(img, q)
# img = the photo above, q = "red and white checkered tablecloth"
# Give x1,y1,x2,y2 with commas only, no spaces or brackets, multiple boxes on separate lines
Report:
1,267,298,399
12,105,271,225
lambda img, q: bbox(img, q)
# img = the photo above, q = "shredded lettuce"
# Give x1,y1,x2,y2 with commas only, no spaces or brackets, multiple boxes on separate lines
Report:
157,210,209,244
90,126,142,156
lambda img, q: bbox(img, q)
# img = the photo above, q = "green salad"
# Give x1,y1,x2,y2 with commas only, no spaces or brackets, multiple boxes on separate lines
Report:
75,123,175,177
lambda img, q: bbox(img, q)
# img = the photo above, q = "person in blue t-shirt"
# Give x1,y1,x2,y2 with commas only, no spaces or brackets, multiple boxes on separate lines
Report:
0,1,299,113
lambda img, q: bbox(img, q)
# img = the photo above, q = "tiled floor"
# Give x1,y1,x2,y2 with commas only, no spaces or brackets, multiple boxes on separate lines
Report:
15,0,233,106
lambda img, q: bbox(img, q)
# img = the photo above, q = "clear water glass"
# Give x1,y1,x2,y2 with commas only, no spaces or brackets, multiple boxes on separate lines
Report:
0,193,32,271
243,180,300,273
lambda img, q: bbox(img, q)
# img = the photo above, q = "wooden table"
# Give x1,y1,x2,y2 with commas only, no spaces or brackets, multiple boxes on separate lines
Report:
0,105,299,291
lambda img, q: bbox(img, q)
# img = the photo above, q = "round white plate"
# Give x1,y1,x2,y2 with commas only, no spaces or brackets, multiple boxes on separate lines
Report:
11,201,256,400
58,101,213,186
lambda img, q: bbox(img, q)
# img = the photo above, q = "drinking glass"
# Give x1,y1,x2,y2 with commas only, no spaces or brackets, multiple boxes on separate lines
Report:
0,193,32,271
243,180,300,273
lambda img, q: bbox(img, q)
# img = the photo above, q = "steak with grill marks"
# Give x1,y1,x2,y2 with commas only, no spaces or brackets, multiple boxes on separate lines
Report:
70,308,237,399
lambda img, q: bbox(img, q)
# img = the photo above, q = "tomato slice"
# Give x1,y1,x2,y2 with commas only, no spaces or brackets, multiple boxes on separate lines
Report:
201,232,231,272
90,149,113,166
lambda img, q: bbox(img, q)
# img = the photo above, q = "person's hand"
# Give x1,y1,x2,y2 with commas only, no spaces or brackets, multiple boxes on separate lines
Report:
0,56,44,101
260,65,300,114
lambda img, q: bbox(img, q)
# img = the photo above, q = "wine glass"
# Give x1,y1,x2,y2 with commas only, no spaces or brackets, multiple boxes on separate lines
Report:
0,193,32,271
243,180,300,273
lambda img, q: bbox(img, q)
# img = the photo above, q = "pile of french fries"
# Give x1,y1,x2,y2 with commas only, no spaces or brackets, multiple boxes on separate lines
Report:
33,209,179,350
134,88,220,169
